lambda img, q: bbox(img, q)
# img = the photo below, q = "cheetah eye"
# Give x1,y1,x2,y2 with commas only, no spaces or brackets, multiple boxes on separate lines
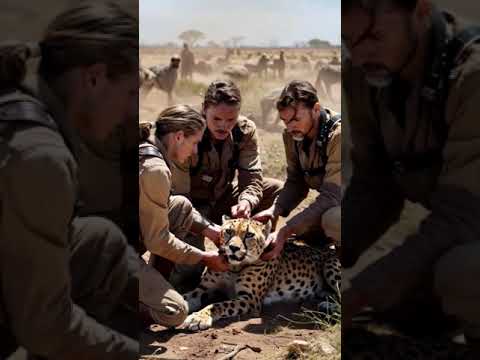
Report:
224,229,234,237
245,231,255,238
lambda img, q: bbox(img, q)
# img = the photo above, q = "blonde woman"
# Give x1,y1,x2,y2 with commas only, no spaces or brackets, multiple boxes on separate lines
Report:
139,105,228,328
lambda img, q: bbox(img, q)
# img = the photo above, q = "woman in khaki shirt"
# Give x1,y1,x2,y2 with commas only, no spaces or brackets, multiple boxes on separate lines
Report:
139,105,228,327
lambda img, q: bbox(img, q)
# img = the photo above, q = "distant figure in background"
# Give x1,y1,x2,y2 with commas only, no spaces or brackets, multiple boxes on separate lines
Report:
329,56,340,65
273,51,286,79
260,87,282,127
257,53,269,78
180,43,195,81
315,65,341,102
139,65,155,88
226,47,234,59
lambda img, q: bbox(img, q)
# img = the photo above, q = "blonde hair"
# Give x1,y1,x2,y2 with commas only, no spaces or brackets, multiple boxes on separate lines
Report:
139,105,205,142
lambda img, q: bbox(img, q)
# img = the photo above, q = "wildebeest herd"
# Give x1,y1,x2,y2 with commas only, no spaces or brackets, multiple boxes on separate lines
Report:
139,46,341,127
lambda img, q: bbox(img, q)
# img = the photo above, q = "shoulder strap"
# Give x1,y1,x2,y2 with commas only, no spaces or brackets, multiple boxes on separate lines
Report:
190,131,211,176
139,144,162,159
0,93,57,130
448,26,480,63
385,25,480,176
428,25,480,145
228,124,244,169
318,112,341,167
299,111,341,178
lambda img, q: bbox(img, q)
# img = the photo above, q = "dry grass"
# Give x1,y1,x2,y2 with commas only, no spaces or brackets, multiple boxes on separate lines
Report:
278,298,341,360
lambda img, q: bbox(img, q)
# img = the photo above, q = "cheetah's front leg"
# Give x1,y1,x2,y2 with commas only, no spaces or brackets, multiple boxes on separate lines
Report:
319,255,341,314
182,270,226,313
183,267,268,331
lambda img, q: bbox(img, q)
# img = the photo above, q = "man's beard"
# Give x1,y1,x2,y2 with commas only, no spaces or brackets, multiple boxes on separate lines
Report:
362,63,394,88
291,132,305,142
362,19,419,89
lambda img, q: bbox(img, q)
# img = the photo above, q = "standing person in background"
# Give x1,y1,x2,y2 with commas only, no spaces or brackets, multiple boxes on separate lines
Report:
180,43,195,81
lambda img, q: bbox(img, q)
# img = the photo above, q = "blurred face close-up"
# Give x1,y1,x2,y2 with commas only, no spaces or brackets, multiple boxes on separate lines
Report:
279,103,316,141
82,65,138,141
174,128,204,164
342,4,420,87
204,103,240,141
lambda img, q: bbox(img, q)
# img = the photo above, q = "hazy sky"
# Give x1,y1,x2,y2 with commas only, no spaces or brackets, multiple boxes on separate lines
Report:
140,0,340,47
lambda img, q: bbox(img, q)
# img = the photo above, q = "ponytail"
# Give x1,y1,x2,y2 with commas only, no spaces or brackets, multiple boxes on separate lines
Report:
0,42,41,91
139,122,152,142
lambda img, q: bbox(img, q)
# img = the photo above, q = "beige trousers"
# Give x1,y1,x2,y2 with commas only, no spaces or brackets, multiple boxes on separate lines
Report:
140,195,194,327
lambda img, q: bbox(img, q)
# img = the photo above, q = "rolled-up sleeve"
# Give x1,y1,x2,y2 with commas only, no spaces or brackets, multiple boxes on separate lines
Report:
286,128,342,233
139,164,203,265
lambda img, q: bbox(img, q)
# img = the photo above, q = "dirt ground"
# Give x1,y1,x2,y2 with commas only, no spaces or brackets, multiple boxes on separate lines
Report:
139,46,341,360
141,301,339,360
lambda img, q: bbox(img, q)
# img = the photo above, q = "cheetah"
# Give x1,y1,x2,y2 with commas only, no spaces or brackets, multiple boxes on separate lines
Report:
182,217,341,331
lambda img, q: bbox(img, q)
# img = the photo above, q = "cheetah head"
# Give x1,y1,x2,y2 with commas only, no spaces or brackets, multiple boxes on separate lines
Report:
219,216,272,266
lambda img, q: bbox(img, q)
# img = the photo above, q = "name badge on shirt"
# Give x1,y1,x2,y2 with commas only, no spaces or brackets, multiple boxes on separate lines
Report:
201,175,213,183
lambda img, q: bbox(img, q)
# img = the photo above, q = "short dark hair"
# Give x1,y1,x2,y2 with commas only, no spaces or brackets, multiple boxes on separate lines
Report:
203,80,242,109
276,80,318,111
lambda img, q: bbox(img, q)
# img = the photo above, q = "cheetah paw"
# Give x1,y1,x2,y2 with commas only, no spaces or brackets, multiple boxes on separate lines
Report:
319,300,340,314
183,310,213,331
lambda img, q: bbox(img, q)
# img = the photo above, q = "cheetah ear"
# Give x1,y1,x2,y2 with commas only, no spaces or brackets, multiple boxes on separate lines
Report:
222,215,231,224
263,220,272,237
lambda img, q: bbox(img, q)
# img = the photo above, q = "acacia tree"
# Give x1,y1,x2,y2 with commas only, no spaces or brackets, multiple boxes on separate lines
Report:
207,40,221,48
230,36,245,48
308,38,331,48
179,30,206,47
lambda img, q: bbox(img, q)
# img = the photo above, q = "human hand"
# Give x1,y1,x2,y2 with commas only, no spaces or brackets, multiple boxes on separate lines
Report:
231,200,251,218
201,251,229,272
260,227,291,261
202,223,223,246
252,206,276,223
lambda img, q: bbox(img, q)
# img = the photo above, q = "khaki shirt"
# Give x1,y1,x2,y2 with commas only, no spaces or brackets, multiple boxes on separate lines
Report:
343,10,480,305
177,116,264,210
139,137,204,265
276,109,342,234
76,126,123,218
0,77,136,359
